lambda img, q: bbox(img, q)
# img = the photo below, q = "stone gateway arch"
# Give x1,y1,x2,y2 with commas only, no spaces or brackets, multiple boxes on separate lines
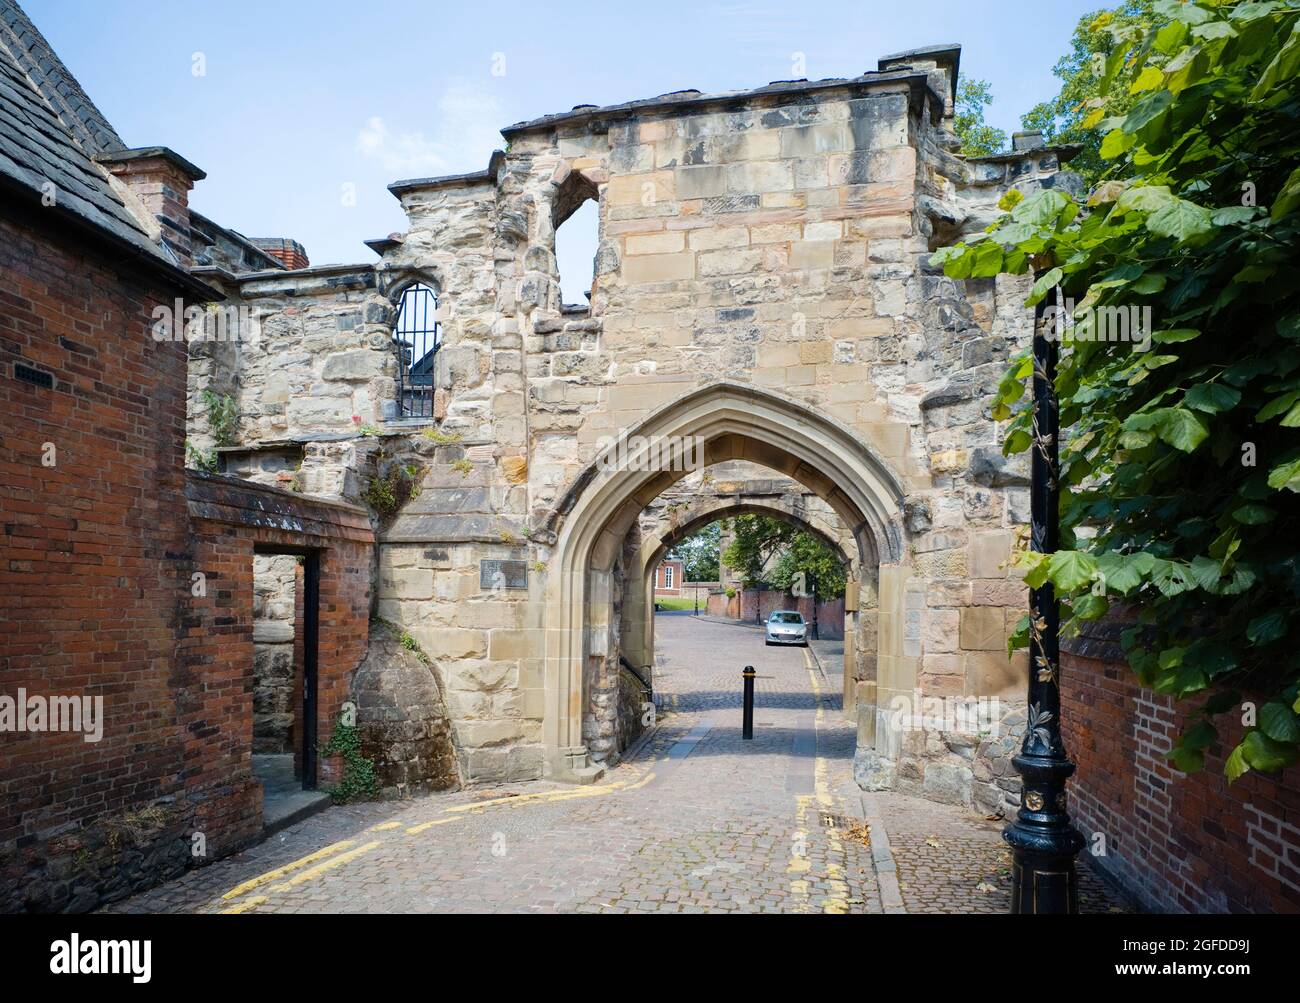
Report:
185,44,1075,814
537,381,906,781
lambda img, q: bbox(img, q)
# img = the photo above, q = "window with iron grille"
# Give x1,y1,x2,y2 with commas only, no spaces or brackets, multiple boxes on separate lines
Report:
393,283,440,418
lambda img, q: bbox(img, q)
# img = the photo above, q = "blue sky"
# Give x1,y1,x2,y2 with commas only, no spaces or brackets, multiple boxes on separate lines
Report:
28,0,1102,289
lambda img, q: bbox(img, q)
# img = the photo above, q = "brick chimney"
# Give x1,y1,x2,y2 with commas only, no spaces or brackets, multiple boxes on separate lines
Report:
250,238,310,270
95,147,206,267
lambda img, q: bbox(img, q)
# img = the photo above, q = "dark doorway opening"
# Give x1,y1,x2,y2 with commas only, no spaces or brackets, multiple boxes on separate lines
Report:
250,546,325,833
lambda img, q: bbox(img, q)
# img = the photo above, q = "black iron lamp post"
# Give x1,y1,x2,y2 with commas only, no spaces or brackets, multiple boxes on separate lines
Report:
1002,291,1086,913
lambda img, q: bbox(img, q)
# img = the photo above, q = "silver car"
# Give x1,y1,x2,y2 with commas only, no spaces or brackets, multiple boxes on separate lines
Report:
765,610,808,646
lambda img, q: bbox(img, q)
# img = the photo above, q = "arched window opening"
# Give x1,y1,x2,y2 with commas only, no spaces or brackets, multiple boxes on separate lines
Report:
556,199,598,308
553,171,600,310
393,282,440,418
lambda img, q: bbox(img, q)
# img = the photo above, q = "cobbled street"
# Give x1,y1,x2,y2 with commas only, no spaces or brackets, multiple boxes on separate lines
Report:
107,614,1125,914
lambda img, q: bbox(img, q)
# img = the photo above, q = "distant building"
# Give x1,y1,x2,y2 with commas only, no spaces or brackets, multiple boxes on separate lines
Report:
653,560,684,596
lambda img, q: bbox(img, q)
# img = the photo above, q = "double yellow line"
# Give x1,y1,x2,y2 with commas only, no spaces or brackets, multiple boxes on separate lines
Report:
218,765,657,913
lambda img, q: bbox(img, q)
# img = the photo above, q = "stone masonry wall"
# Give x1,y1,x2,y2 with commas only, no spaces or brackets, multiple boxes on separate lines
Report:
200,57,1081,793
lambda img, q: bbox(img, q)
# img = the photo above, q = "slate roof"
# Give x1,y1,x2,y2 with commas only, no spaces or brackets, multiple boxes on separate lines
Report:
0,1,171,262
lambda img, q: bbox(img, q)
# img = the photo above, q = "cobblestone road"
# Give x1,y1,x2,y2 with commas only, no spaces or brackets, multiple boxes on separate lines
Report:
107,613,1126,914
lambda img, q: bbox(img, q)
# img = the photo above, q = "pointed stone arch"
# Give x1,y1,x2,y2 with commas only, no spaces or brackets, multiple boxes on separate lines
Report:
537,381,908,781
624,497,861,705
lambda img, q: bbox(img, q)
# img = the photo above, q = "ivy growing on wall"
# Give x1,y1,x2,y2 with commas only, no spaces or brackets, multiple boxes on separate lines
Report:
932,0,1300,779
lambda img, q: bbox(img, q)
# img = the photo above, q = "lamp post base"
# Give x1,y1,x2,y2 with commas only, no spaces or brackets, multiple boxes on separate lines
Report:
1002,752,1086,914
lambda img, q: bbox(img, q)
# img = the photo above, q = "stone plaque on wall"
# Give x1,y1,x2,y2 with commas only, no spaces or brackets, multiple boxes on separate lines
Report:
480,559,528,590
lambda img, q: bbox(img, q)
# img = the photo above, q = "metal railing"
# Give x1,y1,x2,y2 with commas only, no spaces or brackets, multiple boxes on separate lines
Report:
393,282,440,418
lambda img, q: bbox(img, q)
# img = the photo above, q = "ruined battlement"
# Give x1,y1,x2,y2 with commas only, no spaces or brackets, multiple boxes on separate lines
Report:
174,47,1084,794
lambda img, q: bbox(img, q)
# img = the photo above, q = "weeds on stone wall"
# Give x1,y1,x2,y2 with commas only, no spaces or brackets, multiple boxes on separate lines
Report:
361,461,423,518
373,617,430,662
200,388,239,447
103,803,177,852
421,427,462,446
185,439,218,473
319,715,379,803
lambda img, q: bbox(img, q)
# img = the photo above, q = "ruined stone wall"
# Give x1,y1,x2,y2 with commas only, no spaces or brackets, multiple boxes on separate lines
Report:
198,62,1081,795
352,621,460,798
487,76,1051,795
186,265,394,500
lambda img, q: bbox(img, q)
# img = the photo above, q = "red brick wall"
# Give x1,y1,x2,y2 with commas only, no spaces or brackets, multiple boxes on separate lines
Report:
654,560,683,596
181,516,372,798
0,215,374,912
0,216,197,880
1062,633,1300,914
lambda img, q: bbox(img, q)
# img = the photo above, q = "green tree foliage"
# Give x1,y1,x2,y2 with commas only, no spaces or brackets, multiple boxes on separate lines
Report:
1020,1,1160,183
954,78,1009,157
768,533,847,600
721,515,847,599
932,0,1300,780
669,521,721,581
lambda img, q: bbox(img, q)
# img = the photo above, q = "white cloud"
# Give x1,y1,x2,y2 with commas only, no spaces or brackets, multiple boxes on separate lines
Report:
355,83,505,176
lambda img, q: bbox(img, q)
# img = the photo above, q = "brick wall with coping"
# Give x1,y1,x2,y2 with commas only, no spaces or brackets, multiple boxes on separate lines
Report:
1062,618,1300,914
1,213,198,911
0,205,376,910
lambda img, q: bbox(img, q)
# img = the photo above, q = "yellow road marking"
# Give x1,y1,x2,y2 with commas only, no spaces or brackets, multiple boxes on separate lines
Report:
444,791,550,812
623,771,656,791
220,895,267,915
220,839,357,901
540,784,621,802
266,840,382,893
370,820,403,831
406,817,460,834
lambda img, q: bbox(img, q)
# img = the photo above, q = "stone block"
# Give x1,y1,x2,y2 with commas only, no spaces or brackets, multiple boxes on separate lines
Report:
779,123,851,157
789,240,834,269
698,248,763,277
924,609,959,654
803,221,843,242
799,341,833,365
921,761,972,806
321,349,381,381
383,568,434,600
828,318,891,339
673,165,727,199
853,749,895,791
725,160,794,194
488,629,537,661
623,252,695,284
688,226,749,250
606,171,674,206
959,606,1006,652
500,455,527,483
968,531,1011,579
970,579,1027,607
426,629,487,660
626,231,685,255
929,449,968,475
252,620,294,644
965,650,1027,698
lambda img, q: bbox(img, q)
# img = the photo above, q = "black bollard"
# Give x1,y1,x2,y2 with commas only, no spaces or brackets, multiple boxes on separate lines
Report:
742,665,756,740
